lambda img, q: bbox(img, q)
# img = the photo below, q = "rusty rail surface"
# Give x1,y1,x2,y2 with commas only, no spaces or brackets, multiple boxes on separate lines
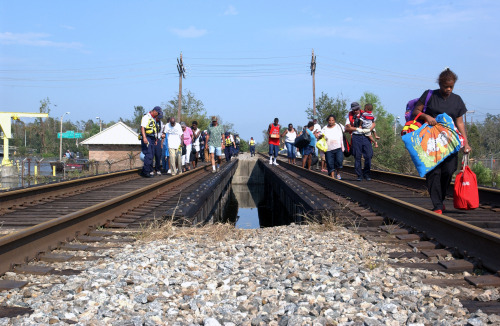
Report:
272,156,500,273
0,166,208,276
0,169,141,211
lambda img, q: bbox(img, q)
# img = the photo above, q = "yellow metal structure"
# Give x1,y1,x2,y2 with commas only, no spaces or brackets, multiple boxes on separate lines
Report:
0,112,49,166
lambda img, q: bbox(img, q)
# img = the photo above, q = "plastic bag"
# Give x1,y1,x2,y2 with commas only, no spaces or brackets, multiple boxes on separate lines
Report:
402,113,461,177
454,154,479,210
316,138,327,152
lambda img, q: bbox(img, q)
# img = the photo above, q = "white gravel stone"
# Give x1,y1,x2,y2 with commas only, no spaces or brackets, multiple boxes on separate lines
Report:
0,224,499,325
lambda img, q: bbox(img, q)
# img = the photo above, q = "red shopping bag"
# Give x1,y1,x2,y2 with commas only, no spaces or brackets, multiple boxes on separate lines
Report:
453,154,479,210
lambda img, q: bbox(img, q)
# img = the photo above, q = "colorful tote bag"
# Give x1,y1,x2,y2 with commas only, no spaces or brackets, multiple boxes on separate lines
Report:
402,113,461,177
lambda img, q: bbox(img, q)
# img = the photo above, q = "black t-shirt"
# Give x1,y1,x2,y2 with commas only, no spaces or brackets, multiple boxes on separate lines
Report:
418,89,467,122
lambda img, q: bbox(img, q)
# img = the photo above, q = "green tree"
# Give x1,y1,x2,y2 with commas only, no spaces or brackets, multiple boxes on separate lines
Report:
306,92,349,125
162,90,210,130
239,139,249,152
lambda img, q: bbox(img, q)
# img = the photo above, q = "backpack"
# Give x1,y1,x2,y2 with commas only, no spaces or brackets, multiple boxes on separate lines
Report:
401,90,433,136
294,130,311,149
404,90,433,122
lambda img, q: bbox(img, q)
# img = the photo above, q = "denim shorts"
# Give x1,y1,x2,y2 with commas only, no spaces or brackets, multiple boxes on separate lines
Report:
303,145,315,156
209,145,222,156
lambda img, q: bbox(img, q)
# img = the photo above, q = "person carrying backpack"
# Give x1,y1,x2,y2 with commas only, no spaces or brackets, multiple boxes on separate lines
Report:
412,68,471,214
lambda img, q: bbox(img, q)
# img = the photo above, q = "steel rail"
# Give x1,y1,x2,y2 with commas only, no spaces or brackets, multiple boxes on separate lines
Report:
278,159,500,273
340,165,500,206
0,166,207,275
0,169,141,211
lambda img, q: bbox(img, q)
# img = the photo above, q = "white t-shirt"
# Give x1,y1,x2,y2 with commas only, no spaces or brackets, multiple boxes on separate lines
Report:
163,123,183,149
285,129,297,143
192,128,201,150
313,123,321,135
322,124,344,151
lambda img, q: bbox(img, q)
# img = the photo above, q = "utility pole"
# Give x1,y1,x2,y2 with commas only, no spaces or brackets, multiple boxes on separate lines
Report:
310,49,317,117
177,52,186,122
467,110,475,125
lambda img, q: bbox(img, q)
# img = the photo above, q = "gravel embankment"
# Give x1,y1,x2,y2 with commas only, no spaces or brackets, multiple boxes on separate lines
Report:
1,224,499,325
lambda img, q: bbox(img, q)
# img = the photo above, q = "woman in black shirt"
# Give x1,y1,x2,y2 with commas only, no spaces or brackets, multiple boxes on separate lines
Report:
413,68,471,214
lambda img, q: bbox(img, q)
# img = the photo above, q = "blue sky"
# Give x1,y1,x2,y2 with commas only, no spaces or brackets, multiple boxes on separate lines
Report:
1,0,499,142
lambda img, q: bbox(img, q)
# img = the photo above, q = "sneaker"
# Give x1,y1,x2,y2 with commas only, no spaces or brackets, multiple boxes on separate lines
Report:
149,172,155,177
216,165,220,172
142,173,154,178
212,169,217,174
156,171,162,176
167,169,172,175
356,177,362,181
433,209,443,214
269,160,273,165
365,176,372,181
273,161,279,166
336,174,342,180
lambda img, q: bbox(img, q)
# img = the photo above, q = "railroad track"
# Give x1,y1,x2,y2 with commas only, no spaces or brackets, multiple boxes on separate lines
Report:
0,164,211,276
266,154,500,275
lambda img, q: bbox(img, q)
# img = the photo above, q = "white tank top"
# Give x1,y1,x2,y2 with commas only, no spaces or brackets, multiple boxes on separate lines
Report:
285,129,297,143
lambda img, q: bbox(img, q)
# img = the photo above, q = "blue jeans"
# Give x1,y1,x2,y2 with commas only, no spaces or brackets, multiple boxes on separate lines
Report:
285,142,296,159
269,144,279,158
224,146,232,162
153,139,162,172
162,139,169,172
351,134,373,178
325,148,343,175
250,145,255,155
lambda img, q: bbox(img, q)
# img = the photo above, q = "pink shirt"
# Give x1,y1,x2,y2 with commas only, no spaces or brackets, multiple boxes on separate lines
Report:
183,127,193,145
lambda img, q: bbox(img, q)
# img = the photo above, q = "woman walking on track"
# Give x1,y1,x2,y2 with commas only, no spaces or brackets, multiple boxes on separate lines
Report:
281,123,297,164
412,68,471,214
322,115,345,180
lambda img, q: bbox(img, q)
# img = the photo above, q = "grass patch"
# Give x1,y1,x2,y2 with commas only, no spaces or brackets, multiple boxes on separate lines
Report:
136,217,246,243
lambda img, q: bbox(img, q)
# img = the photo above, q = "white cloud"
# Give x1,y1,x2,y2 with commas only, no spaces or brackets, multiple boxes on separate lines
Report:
60,25,75,30
170,26,207,38
0,32,83,49
224,5,238,16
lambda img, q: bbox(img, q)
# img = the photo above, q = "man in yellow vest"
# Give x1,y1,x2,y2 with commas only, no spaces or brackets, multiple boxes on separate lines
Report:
140,107,161,177
249,137,256,156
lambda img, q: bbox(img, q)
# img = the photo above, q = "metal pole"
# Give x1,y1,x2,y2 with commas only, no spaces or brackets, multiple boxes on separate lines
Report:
59,112,70,161
177,52,186,122
311,49,316,117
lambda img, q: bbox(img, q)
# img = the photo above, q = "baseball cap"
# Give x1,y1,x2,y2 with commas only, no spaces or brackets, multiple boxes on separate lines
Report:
350,102,361,110
153,106,163,119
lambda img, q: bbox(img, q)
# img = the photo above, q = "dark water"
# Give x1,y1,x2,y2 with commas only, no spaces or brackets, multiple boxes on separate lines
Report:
224,183,291,229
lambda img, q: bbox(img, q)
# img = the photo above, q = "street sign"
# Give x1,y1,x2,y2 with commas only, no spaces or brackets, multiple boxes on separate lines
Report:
57,131,83,139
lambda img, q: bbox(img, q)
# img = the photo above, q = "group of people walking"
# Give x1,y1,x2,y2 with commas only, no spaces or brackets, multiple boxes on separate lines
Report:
268,106,377,181
140,112,241,177
266,68,471,214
